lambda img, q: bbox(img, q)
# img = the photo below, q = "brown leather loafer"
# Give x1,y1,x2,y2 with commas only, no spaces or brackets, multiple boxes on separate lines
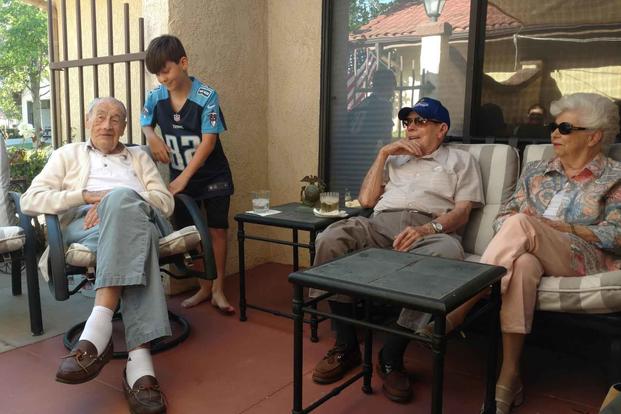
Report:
122,371,167,414
376,359,413,403
312,344,361,384
56,339,113,384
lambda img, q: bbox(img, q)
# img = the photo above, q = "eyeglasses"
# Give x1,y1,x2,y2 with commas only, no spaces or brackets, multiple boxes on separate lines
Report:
402,117,441,128
547,122,589,135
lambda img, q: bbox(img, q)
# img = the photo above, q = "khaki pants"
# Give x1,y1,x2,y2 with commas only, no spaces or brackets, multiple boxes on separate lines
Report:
311,210,464,330
483,213,592,334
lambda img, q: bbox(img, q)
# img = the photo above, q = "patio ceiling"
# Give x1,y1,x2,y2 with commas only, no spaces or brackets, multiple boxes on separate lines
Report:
490,0,621,27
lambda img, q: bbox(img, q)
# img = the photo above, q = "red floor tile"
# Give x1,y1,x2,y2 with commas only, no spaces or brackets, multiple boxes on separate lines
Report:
0,263,609,414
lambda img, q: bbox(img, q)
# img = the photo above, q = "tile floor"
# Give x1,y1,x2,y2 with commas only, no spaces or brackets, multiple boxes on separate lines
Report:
0,263,610,414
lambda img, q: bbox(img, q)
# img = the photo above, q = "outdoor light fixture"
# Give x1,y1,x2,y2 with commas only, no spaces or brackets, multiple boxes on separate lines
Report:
423,0,446,22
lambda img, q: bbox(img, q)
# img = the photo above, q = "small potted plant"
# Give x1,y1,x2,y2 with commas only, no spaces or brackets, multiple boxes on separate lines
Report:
300,175,326,207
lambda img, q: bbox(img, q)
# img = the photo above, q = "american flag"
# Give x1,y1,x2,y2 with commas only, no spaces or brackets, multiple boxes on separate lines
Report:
346,48,378,111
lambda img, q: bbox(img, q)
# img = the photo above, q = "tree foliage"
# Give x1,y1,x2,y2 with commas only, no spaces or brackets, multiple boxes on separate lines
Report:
349,0,398,33
0,0,48,146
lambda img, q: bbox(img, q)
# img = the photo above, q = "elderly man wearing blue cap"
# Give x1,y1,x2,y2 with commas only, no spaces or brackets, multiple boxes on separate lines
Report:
311,97,484,403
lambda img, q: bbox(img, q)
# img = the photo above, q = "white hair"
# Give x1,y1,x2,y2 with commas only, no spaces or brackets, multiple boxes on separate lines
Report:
550,93,620,149
87,97,127,120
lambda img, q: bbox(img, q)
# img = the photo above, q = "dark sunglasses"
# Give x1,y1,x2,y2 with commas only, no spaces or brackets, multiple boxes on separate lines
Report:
402,117,441,128
547,122,589,135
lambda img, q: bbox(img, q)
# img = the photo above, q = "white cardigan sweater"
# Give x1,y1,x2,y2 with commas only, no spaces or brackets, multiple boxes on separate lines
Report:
21,142,174,224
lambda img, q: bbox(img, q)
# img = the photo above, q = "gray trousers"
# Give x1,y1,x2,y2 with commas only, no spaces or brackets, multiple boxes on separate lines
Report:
312,210,464,330
63,188,172,350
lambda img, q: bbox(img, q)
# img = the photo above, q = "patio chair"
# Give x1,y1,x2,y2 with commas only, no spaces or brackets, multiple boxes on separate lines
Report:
0,137,43,336
523,144,621,383
0,193,43,336
42,147,216,358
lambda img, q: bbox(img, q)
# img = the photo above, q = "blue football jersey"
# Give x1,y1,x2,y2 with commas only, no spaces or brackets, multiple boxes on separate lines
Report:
141,77,233,199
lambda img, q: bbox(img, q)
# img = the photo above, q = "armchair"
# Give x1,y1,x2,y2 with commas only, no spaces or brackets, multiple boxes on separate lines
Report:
0,192,42,336
44,192,216,358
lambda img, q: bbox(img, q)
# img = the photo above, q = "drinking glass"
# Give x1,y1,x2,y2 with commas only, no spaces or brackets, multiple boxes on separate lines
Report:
251,190,270,213
320,192,339,213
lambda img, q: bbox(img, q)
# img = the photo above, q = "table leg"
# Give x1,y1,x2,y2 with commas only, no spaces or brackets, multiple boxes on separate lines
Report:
292,284,304,414
431,316,447,414
362,300,373,394
237,221,247,322
482,282,501,413
308,230,319,343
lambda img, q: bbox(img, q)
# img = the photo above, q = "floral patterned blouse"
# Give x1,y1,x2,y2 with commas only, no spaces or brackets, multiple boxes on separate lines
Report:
494,153,621,274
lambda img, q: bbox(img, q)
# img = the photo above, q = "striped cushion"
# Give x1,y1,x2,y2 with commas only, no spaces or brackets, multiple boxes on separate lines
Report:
0,226,25,254
523,143,621,313
449,144,520,256
64,225,201,268
0,137,16,227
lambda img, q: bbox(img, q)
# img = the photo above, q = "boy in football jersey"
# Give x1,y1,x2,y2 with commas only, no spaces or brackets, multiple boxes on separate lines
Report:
141,35,235,314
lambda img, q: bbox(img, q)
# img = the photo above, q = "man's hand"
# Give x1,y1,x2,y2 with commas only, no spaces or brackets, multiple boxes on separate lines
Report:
147,134,172,164
168,175,190,195
380,138,424,158
82,190,110,205
392,224,434,252
83,203,100,229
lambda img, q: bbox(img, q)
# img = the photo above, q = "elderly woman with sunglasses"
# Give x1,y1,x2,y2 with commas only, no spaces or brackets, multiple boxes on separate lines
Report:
446,92,621,413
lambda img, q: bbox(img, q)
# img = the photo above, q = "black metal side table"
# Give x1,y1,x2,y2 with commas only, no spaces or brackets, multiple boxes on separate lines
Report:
289,248,506,414
234,202,364,342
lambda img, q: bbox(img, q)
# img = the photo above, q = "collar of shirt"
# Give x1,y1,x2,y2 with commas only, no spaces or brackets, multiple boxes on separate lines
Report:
394,144,448,166
544,152,607,180
85,139,128,156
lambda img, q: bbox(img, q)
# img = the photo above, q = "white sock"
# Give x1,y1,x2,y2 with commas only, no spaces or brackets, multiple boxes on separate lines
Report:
126,348,155,388
79,305,114,355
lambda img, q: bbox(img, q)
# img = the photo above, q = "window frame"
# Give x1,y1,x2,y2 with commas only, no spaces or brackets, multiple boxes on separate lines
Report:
318,0,489,181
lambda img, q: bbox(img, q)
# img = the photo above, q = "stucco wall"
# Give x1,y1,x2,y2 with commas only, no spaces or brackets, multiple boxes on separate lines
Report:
265,0,322,265
162,0,322,272
167,0,271,273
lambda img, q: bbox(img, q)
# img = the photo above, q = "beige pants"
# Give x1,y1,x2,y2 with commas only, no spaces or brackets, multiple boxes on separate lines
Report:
483,213,586,334
311,210,464,330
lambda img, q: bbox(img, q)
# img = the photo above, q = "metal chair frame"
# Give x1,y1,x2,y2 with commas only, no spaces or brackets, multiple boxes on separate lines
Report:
45,192,215,358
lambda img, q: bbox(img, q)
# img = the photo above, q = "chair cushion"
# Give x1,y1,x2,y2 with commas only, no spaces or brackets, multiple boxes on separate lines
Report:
463,252,621,314
449,144,520,256
536,271,621,314
64,225,201,268
0,226,25,254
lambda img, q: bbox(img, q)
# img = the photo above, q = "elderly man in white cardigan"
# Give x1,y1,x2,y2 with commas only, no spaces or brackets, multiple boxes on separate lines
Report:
21,97,172,414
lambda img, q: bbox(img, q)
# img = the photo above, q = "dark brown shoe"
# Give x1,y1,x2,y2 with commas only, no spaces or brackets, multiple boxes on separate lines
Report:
377,359,413,403
312,344,361,384
122,370,167,414
55,339,113,384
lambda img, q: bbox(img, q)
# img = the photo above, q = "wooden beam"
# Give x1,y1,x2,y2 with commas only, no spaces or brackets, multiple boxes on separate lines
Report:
22,0,48,12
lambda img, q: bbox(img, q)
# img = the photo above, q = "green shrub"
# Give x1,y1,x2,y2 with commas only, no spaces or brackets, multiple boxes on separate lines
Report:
7,146,52,191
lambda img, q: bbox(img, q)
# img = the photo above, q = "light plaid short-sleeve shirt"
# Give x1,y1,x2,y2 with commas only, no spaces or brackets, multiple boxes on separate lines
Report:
374,145,485,215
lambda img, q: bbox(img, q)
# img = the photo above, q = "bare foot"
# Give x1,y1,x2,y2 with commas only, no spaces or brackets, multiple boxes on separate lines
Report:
210,291,235,315
181,288,212,308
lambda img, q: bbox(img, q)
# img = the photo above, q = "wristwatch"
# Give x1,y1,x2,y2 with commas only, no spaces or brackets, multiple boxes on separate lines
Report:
430,221,444,234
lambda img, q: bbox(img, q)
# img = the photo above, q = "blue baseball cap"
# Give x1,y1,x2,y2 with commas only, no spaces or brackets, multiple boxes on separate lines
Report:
398,97,450,129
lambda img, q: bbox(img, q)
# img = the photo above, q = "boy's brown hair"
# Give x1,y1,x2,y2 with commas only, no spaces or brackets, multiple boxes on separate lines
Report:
145,35,187,74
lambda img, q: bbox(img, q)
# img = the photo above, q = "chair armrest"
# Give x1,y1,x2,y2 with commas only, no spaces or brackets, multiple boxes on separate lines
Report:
9,192,38,274
173,193,216,280
44,213,69,300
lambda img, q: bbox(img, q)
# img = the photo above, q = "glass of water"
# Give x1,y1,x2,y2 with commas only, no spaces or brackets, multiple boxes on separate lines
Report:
320,192,339,213
251,190,270,213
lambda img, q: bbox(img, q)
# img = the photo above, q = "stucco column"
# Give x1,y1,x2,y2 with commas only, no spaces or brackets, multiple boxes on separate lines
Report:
417,22,452,100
